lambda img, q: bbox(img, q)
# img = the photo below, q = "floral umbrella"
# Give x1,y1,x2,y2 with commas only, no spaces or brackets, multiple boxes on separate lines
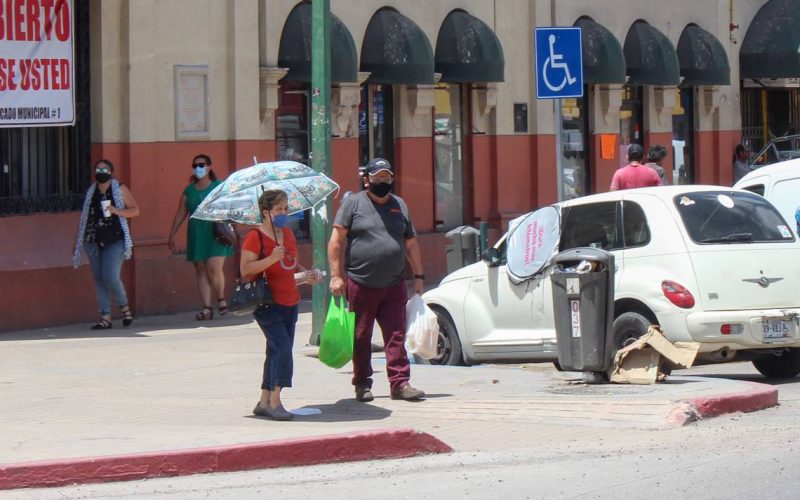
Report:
190,161,339,225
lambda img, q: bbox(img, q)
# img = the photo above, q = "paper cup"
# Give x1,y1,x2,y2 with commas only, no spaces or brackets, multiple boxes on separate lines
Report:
100,200,111,217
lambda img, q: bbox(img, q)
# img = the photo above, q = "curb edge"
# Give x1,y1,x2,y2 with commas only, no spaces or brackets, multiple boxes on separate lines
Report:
0,428,452,491
666,381,778,427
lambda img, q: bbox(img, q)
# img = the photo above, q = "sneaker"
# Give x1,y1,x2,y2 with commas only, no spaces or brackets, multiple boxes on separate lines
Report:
390,383,425,401
355,386,374,402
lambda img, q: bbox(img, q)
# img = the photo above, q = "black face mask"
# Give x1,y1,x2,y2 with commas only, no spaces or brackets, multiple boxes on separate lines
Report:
368,181,392,198
95,173,112,184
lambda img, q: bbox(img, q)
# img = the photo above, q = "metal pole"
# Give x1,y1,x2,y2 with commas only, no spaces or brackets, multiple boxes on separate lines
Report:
555,98,564,200
310,0,332,345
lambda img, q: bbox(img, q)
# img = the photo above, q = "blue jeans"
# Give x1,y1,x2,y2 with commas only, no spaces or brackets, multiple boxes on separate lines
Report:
254,304,298,391
85,241,129,316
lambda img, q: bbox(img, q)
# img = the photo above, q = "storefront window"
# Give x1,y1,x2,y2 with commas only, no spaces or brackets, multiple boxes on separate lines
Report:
619,85,643,167
276,85,310,239
672,88,694,185
558,94,589,200
359,85,394,167
433,84,465,231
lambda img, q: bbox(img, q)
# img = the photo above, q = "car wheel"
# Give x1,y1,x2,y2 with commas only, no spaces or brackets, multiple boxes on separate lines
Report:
752,349,800,378
612,312,652,353
428,308,464,366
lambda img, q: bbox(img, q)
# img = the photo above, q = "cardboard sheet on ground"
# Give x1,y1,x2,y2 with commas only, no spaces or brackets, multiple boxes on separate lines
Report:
609,326,700,384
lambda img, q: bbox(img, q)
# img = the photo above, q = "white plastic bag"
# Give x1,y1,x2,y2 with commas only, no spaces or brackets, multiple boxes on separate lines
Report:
405,294,439,359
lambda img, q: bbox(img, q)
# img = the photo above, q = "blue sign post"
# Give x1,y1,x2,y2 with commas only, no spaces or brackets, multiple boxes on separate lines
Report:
535,27,583,99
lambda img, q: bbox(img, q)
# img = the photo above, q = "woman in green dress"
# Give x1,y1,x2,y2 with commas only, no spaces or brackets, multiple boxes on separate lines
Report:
168,154,234,320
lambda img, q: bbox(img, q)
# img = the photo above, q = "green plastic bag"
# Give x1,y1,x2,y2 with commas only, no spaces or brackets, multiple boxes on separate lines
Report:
318,296,355,369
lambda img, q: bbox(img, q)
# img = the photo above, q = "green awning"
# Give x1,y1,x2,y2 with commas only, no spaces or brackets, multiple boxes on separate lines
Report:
677,24,730,86
574,16,626,84
623,20,680,85
361,8,434,85
435,9,504,83
740,0,800,78
278,2,358,83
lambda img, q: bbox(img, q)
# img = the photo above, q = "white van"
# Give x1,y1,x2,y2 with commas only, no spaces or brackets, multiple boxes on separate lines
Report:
734,158,800,235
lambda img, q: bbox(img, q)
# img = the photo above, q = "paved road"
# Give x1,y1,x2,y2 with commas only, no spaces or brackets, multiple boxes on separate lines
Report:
7,361,800,499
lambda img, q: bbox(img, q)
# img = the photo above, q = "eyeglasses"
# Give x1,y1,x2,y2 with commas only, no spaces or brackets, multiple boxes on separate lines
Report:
95,167,110,174
192,163,206,168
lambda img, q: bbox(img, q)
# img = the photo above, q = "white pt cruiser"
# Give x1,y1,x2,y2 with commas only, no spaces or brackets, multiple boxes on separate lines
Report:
422,186,800,378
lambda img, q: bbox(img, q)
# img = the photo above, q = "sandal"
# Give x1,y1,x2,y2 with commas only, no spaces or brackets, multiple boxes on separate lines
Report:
120,305,134,327
195,306,213,321
217,298,228,316
90,318,112,330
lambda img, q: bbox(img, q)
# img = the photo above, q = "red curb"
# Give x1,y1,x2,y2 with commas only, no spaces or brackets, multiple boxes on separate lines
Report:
666,381,778,427
0,428,452,491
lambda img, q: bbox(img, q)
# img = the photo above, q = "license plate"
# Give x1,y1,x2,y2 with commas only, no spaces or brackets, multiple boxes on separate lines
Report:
762,319,793,340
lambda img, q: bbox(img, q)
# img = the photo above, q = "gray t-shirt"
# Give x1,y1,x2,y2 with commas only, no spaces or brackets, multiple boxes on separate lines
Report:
333,191,416,288
646,162,666,184
733,158,754,183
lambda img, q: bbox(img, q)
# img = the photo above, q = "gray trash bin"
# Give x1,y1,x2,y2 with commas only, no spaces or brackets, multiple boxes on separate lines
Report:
550,247,615,377
445,225,481,274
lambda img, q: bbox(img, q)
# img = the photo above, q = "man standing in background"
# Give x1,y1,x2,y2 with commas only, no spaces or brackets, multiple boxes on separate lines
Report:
733,144,754,183
610,144,662,191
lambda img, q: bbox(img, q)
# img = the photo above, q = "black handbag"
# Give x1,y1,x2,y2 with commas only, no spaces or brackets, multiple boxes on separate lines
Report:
230,230,274,315
214,222,237,246
94,222,124,247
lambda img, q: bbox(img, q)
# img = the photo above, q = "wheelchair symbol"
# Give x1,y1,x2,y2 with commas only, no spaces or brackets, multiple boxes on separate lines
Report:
542,34,576,92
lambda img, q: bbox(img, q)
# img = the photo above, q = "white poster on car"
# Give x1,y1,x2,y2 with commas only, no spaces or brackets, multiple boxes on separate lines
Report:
506,206,561,284
0,0,75,127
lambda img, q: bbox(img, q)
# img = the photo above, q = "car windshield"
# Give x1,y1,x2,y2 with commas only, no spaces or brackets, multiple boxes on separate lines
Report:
674,191,795,244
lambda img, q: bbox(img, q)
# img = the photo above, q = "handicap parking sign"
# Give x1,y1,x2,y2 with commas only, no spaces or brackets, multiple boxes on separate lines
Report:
535,27,583,99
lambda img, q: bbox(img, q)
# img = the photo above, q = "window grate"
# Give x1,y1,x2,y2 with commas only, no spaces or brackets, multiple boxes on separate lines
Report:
0,0,90,217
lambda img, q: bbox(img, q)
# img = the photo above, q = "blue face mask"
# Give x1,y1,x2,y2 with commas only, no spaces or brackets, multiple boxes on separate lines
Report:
271,214,290,228
194,166,208,179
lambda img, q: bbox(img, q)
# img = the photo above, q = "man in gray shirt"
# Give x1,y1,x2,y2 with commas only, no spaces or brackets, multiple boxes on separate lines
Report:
328,158,426,402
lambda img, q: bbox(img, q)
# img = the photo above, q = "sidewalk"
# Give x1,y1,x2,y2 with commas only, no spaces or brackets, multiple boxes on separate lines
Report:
0,304,777,489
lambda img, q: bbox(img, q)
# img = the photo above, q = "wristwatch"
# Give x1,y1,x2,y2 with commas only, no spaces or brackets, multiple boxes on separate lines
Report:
414,274,425,280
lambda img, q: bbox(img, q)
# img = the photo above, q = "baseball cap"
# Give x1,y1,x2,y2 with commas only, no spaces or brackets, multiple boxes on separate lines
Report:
365,158,393,176
628,143,644,156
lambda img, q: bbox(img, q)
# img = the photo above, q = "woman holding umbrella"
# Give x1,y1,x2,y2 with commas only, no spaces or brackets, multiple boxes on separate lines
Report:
168,154,233,320
241,189,322,421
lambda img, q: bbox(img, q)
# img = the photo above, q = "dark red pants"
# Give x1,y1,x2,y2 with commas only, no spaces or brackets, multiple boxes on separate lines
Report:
346,277,410,393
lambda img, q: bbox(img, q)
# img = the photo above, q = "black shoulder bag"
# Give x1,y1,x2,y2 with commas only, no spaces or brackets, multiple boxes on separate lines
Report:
230,230,275,315
214,222,237,246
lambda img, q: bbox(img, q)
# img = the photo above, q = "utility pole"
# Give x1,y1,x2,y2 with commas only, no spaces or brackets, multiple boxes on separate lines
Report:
309,0,332,345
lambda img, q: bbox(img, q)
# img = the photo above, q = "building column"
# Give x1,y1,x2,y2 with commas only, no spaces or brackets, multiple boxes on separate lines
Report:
230,0,263,169
644,86,678,183
330,74,367,207
695,85,738,185
395,83,436,232
469,84,499,225
589,84,624,193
